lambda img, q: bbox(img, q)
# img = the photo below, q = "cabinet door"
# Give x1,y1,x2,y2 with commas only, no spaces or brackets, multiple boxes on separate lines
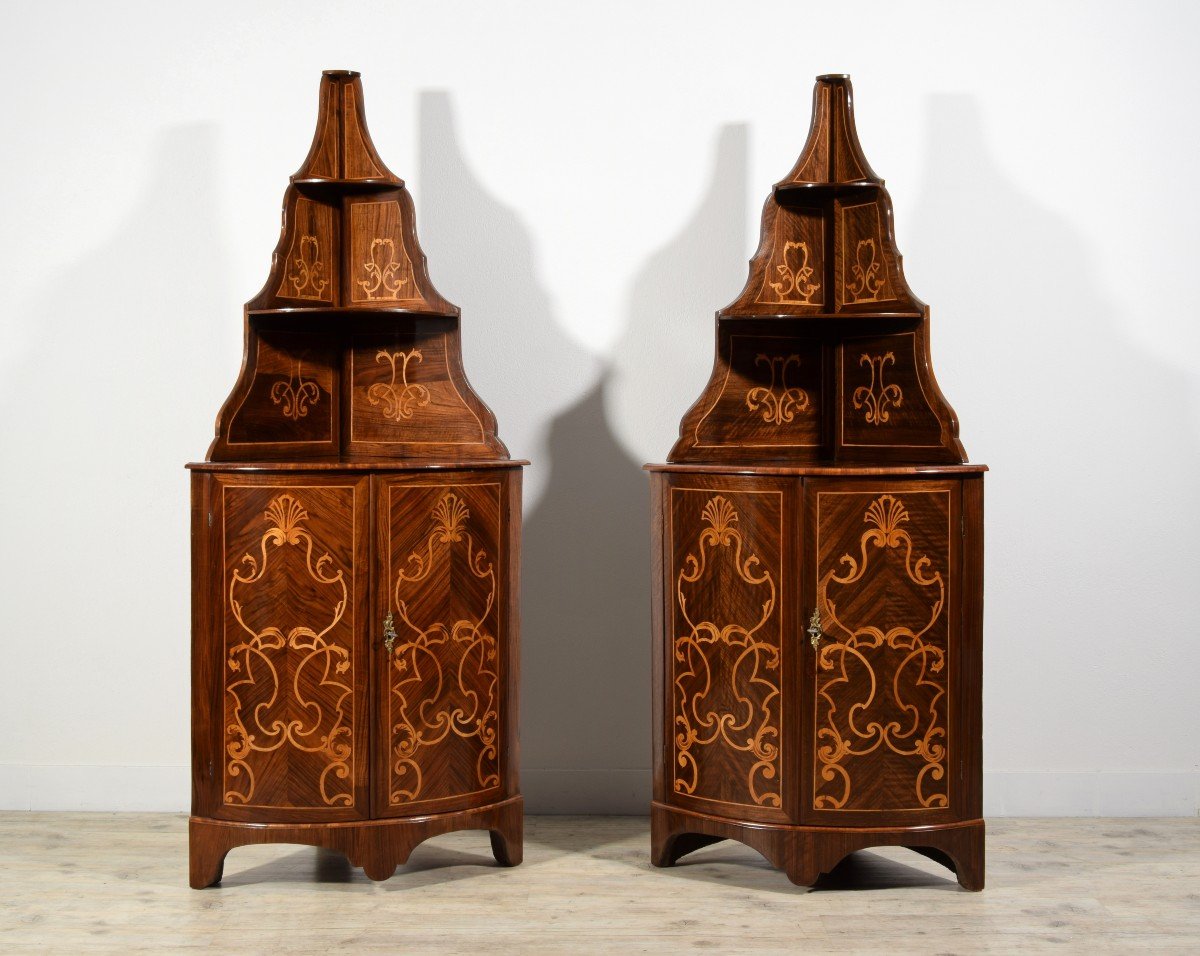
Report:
802,478,960,825
199,474,370,822
659,476,796,823
374,474,512,816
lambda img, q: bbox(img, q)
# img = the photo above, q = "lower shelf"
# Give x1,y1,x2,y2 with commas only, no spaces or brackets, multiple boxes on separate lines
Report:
651,801,984,891
190,795,523,888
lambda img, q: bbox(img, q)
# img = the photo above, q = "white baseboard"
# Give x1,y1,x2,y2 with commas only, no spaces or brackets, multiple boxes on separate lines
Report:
2,765,1196,816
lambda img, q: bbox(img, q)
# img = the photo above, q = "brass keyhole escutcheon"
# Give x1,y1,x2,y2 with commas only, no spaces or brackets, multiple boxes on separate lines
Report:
383,610,397,657
807,607,823,650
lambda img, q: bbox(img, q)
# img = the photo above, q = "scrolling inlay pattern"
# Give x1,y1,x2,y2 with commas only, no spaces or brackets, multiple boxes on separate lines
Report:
358,237,407,300
225,495,353,807
389,493,500,804
368,349,431,421
769,240,821,304
270,358,321,421
852,352,903,425
674,496,781,808
846,238,884,303
745,354,810,425
286,235,327,299
815,494,947,810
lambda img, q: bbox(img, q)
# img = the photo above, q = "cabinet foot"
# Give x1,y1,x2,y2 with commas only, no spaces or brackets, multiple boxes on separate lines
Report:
188,831,230,889
651,802,984,891
488,798,523,866
189,795,524,887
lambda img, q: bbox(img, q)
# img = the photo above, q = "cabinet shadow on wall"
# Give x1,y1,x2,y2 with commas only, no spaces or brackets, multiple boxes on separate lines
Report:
905,94,1200,801
418,92,643,815
417,96,751,818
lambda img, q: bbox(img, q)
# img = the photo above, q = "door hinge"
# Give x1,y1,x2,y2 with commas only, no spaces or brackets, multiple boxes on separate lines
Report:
208,511,213,528
208,760,214,781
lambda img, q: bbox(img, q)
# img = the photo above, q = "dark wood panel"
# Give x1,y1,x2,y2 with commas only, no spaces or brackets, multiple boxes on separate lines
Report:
692,333,823,451
204,474,370,822
665,477,793,822
375,474,511,815
346,330,491,453
804,478,960,824
225,331,337,447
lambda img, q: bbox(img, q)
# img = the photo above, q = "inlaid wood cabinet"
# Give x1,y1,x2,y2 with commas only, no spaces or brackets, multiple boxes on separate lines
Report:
188,72,522,887
649,75,985,890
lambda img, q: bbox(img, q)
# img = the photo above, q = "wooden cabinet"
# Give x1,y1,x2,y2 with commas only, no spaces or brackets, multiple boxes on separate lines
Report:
649,76,985,890
188,72,522,887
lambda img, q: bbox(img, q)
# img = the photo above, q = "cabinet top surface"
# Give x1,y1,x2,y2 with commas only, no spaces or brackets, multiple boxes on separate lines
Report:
645,462,987,476
188,460,528,472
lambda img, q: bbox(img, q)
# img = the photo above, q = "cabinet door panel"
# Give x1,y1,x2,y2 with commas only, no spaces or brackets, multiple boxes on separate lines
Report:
663,477,794,823
210,475,370,821
376,476,508,815
804,478,959,824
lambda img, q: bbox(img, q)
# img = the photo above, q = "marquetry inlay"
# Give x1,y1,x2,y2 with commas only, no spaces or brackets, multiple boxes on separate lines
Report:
673,494,781,809
814,493,948,811
270,357,321,421
745,353,810,425
224,493,354,808
852,351,903,425
388,492,501,804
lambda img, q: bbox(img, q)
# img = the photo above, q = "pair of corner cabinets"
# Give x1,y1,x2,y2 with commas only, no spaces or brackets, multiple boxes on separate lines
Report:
188,71,985,893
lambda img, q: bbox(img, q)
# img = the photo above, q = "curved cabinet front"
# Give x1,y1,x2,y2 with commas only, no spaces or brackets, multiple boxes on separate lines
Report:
189,464,522,885
650,466,983,888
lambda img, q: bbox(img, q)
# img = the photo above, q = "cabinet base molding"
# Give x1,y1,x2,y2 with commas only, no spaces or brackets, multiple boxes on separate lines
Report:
189,796,523,888
650,802,984,891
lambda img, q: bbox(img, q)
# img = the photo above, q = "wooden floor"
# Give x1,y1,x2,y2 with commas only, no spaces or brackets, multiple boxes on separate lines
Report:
0,815,1197,953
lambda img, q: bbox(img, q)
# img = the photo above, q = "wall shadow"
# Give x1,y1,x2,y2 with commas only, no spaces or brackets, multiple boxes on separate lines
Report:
0,126,230,777
418,100,749,815
905,95,1200,792
417,91,597,479
609,124,750,462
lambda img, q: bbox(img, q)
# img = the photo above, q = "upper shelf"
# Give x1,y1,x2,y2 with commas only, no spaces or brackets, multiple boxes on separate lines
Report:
720,74,924,319
243,71,456,316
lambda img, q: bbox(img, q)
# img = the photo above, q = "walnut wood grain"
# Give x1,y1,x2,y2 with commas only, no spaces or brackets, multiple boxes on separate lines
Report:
651,802,984,891
669,76,964,465
191,71,522,887
648,73,984,891
207,71,505,462
189,796,523,888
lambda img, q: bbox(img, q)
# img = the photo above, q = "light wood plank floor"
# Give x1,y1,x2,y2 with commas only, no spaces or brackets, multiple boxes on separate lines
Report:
0,814,1197,954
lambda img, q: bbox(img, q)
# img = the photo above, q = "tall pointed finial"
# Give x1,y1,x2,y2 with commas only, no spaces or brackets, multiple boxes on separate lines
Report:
292,70,403,185
777,74,881,190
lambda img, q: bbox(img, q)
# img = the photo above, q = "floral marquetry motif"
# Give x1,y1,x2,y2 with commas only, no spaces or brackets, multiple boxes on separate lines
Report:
191,71,523,888
368,349,430,421
671,489,784,814
852,352,903,425
745,354,810,425
359,237,408,300
384,484,503,809
270,358,321,421
813,491,951,812
769,241,821,305
221,488,360,810
650,73,983,891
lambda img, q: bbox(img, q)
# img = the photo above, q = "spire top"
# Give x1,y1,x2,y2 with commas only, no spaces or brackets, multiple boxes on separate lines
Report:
778,74,881,188
293,71,402,185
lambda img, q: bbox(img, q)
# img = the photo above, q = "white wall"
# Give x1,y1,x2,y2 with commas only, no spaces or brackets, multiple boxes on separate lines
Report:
1,0,1197,815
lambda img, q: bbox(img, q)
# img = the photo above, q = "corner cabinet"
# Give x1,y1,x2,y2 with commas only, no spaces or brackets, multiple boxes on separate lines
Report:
648,76,985,890
188,72,522,888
